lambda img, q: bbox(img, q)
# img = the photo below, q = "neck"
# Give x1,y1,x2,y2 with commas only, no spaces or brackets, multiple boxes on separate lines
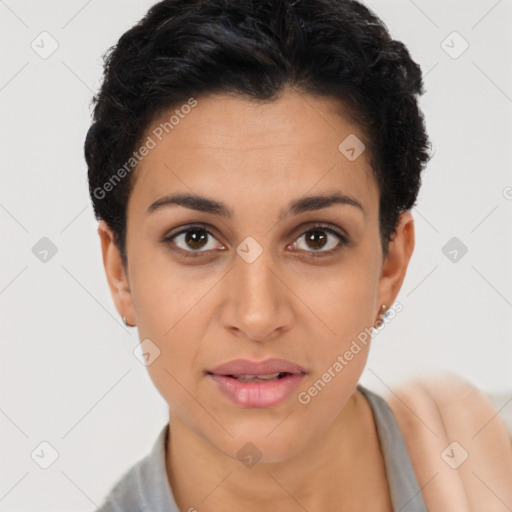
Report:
165,389,391,512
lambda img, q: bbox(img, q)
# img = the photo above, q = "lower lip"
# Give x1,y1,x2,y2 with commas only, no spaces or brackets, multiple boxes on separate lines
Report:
208,373,305,408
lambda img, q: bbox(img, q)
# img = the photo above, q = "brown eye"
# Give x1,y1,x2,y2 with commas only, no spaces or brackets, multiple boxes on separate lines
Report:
290,225,348,256
182,228,209,250
304,229,329,250
163,224,225,256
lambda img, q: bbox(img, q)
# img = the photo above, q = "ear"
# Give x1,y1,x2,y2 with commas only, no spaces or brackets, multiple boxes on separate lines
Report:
375,210,415,318
97,220,136,326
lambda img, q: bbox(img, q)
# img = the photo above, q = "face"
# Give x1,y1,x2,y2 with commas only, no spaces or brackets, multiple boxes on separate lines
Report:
99,90,414,464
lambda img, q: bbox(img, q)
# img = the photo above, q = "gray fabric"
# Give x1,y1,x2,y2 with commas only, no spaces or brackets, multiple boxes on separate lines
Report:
96,384,428,511
357,384,428,512
96,422,177,512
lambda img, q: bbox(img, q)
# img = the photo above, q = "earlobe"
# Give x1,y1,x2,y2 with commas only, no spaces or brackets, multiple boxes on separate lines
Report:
97,220,136,326
375,210,415,317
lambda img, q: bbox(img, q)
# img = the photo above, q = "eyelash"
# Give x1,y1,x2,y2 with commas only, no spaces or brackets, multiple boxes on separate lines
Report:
162,223,350,259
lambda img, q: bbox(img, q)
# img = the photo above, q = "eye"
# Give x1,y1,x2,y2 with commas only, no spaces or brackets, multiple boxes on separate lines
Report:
289,224,348,257
162,224,224,257
162,223,349,259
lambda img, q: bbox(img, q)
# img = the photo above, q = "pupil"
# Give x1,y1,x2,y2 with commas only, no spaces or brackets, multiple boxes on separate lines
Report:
307,229,326,250
185,229,207,249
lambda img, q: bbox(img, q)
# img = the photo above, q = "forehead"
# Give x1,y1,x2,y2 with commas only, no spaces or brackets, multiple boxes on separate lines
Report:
129,91,378,219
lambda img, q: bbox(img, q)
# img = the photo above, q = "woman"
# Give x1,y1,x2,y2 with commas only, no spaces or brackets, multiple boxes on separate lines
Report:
84,0,512,510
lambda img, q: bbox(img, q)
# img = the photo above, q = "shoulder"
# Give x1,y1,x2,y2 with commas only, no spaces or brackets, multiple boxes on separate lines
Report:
97,460,144,512
96,424,174,512
384,373,512,512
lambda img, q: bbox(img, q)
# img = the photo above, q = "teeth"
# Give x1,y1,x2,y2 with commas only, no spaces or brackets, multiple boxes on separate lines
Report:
235,372,282,382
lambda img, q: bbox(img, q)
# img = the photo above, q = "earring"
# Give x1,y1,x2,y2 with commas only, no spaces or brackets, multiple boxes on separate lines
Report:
123,316,135,328
374,304,387,328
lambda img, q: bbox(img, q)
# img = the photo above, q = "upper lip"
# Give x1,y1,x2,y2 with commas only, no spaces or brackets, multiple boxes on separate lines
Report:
208,358,307,376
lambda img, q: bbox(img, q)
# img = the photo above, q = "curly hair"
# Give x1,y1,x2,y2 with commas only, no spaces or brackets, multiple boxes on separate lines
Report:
84,0,432,267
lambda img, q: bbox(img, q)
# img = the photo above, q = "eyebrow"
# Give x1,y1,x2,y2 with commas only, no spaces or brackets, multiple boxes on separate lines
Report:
147,191,365,221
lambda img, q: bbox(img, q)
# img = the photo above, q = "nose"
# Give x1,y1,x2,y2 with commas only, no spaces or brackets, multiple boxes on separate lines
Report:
219,250,294,343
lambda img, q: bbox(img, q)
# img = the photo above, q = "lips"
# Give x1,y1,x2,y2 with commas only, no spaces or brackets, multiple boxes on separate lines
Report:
207,358,307,407
208,357,307,378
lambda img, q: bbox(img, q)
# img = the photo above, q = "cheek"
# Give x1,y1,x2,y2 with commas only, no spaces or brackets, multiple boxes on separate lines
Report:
134,277,205,365
293,260,378,344
137,298,206,425
130,248,206,336
129,265,209,403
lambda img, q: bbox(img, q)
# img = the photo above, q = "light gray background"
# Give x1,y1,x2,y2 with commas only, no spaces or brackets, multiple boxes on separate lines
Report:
1,0,511,510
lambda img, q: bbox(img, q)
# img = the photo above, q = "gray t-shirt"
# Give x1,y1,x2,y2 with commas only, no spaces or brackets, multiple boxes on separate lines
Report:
96,384,428,511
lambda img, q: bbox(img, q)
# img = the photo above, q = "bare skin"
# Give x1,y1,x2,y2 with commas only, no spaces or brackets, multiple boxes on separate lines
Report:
98,88,415,511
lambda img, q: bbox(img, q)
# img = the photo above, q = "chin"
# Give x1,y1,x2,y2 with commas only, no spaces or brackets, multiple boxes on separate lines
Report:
212,421,313,466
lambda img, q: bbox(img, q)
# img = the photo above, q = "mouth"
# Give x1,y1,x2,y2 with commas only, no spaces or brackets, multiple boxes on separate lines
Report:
207,371,297,382
208,357,307,378
206,358,307,407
